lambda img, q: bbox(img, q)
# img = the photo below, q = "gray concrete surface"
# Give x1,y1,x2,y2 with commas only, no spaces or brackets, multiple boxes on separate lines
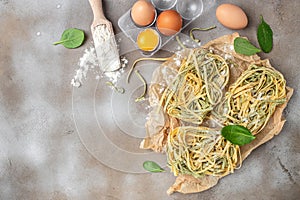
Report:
0,0,299,199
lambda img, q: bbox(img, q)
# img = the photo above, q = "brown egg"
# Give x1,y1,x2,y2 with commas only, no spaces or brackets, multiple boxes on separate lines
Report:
216,4,248,29
156,10,182,36
131,0,156,27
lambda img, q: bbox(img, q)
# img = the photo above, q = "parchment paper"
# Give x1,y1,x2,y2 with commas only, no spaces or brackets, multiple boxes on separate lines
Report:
140,33,294,194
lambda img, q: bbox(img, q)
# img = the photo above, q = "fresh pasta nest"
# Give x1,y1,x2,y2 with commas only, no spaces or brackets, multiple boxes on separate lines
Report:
220,64,287,134
161,48,230,125
140,33,293,194
167,126,241,178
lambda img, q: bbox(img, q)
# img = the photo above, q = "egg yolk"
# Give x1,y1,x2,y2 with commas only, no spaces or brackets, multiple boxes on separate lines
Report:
137,29,160,51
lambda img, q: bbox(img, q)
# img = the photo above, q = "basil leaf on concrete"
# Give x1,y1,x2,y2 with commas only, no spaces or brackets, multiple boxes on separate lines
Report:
221,125,255,146
143,161,165,173
53,28,85,49
234,37,261,56
257,15,273,53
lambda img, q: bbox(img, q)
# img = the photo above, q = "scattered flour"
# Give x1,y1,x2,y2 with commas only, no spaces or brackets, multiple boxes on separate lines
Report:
71,46,128,88
71,24,128,88
71,47,97,87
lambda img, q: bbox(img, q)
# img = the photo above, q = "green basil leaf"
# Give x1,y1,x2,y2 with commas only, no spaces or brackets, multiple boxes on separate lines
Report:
257,15,273,53
221,125,255,146
143,161,165,173
234,37,261,56
53,28,85,49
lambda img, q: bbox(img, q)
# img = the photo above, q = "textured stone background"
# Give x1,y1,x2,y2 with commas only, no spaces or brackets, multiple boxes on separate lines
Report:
0,0,299,199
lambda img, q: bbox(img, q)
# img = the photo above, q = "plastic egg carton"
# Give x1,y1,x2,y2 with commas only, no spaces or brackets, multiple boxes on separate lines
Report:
118,0,203,56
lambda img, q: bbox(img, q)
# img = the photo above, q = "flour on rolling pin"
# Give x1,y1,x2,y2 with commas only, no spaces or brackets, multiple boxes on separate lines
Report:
92,24,121,72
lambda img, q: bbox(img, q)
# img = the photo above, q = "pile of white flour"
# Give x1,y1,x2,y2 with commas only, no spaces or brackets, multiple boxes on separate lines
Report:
71,24,127,88
71,45,127,88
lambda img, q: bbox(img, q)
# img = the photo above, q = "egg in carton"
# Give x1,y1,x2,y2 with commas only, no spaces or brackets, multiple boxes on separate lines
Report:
118,0,204,56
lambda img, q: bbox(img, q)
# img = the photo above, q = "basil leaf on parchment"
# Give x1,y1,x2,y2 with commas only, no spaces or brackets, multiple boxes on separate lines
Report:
234,37,261,56
221,125,255,146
